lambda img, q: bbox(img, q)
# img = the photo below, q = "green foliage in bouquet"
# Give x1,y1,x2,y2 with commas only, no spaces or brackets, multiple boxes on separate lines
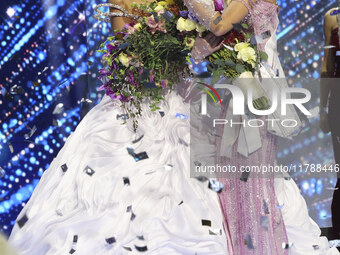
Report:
97,0,204,130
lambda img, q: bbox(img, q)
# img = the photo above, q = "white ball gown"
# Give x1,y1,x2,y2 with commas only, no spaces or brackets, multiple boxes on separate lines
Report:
9,1,340,255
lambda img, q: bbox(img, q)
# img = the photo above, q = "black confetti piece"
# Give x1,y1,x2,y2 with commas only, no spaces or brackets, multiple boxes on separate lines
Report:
195,176,208,182
135,245,148,252
159,111,165,117
240,168,250,182
116,114,129,120
127,205,132,212
4,91,13,101
24,125,37,139
73,235,78,243
208,179,224,193
17,214,29,228
201,219,212,227
263,200,270,214
137,235,145,240
61,163,68,173
69,248,76,254
178,138,188,146
312,245,319,250
194,161,202,167
178,201,183,205
10,84,24,94
84,166,95,176
245,234,254,249
135,152,149,162
132,134,144,144
106,237,116,244
0,166,5,178
123,177,130,186
130,212,136,221
53,119,60,126
282,243,293,249
260,215,269,231
123,247,132,251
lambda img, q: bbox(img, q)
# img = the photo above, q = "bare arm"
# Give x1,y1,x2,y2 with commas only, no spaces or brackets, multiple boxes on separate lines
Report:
184,0,249,37
320,11,335,108
108,0,132,32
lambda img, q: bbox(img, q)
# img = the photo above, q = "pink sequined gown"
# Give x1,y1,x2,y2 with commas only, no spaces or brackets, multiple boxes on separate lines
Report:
217,1,289,254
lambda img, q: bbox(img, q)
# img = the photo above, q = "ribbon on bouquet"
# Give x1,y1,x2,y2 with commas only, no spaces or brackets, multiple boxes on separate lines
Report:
219,97,262,158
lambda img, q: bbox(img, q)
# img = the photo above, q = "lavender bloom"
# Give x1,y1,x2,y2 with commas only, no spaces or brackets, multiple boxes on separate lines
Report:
213,0,224,12
188,12,199,23
179,11,189,18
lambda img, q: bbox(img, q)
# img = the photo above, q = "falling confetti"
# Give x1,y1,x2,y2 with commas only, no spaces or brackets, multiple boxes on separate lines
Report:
84,166,95,176
208,179,223,193
17,214,28,228
0,167,5,178
132,134,144,144
135,245,148,252
8,142,14,153
61,163,68,173
53,103,65,115
164,164,173,171
105,237,116,245
201,219,212,227
245,234,254,249
117,114,129,120
240,168,250,182
178,138,188,146
260,215,269,231
24,125,37,139
282,242,293,249
176,113,188,119
123,177,130,186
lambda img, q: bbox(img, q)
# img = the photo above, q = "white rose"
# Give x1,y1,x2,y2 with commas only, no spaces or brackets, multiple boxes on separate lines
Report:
237,47,257,64
118,52,130,67
133,23,142,30
183,19,197,31
176,17,187,32
237,71,263,99
234,42,250,52
154,4,164,12
239,71,254,79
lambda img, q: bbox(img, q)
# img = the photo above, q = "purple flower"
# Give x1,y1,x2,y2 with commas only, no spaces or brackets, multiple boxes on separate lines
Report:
106,43,115,54
188,12,199,23
179,11,189,18
213,0,224,12
99,68,111,80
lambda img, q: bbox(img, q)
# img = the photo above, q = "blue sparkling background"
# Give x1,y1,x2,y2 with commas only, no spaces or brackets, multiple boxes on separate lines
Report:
0,0,338,236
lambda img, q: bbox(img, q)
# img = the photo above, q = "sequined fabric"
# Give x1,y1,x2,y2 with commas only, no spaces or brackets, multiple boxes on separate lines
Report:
183,0,219,30
216,0,289,254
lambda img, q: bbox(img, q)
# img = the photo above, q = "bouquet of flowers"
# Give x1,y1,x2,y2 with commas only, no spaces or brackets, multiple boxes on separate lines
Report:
97,0,206,129
207,25,270,110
